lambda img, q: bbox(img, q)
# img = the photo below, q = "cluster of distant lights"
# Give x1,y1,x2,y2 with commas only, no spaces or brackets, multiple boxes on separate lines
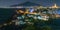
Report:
0,8,36,28
0,17,34,28
0,20,24,28
0,11,48,28
0,4,58,28
0,21,13,28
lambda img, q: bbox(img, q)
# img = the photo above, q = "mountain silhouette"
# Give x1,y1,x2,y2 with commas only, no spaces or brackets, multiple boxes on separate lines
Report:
11,2,40,7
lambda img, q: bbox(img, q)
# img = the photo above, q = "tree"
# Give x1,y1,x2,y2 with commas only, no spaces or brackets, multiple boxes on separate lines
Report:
23,25,36,30
41,26,51,30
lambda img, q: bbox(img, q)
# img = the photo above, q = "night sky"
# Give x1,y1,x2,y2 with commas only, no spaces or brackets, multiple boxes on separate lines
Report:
0,0,60,7
0,0,60,14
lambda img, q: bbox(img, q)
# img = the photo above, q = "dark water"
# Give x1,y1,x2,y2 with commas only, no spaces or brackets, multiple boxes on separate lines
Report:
51,18,60,30
0,8,16,24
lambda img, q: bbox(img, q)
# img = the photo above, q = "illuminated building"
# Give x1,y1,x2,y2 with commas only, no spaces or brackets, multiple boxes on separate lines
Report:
49,4,60,8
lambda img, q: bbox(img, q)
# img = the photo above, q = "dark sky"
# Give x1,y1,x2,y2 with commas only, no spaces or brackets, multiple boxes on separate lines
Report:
0,0,60,7
0,0,60,14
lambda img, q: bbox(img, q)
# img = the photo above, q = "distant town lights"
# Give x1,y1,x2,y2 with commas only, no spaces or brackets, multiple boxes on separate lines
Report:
49,4,59,8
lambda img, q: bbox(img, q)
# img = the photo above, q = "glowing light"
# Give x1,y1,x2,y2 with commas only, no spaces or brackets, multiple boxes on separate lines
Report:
17,17,22,19
27,22,31,24
9,22,12,24
25,19,29,21
34,16,37,19
49,3,59,8
41,16,49,21
54,4,57,7
37,16,42,19
29,8,34,12
15,21,19,25
19,10,24,13
4,23,7,26
22,16,25,18
52,4,58,8
24,9,29,14
15,20,26,25
29,12,37,14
